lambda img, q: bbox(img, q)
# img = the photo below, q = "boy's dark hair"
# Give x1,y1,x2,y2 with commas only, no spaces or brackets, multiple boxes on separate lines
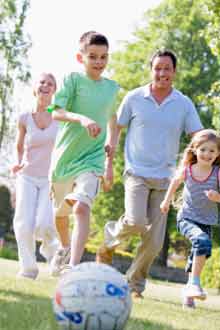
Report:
150,49,177,69
79,31,109,52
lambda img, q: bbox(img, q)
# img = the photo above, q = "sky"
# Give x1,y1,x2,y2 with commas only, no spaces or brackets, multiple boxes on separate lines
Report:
25,0,162,85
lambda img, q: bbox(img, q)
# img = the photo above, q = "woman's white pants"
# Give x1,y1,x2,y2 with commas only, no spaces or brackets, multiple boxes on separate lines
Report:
13,175,59,274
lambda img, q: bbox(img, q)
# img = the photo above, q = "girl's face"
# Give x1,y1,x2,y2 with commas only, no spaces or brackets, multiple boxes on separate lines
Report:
195,140,220,166
34,74,56,102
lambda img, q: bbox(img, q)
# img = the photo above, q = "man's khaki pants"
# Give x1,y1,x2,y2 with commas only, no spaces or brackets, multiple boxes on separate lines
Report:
104,173,169,293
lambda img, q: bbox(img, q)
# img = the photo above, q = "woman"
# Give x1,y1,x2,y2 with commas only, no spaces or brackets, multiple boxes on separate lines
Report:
12,73,59,279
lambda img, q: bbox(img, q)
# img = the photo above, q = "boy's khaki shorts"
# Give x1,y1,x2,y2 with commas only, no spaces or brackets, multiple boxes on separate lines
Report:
50,172,100,217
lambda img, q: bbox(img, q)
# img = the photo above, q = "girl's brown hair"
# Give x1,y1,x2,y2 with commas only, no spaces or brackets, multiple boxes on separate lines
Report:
180,129,220,169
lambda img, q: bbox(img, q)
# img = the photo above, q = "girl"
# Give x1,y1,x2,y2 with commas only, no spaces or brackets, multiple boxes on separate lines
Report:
11,73,59,279
160,129,220,308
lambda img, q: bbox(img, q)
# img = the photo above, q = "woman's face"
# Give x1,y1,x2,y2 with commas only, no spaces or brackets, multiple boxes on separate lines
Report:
34,73,56,102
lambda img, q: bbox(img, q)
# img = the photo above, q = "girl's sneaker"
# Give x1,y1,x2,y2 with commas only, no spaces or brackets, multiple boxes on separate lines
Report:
185,284,207,300
182,295,196,309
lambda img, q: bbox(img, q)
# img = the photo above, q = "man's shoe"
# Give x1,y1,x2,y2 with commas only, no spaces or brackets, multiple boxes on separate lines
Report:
50,246,71,276
182,291,196,309
96,245,114,265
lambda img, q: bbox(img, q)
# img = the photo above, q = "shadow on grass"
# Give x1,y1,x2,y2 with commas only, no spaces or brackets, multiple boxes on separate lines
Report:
127,317,188,330
0,289,58,330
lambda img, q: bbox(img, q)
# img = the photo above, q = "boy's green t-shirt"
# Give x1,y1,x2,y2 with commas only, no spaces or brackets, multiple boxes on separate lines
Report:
49,72,119,182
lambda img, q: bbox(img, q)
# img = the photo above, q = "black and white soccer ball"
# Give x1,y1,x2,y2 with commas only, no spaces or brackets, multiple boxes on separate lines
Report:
53,262,132,330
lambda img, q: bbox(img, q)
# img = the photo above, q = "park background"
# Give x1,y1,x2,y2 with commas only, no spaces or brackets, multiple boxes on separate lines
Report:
1,0,220,293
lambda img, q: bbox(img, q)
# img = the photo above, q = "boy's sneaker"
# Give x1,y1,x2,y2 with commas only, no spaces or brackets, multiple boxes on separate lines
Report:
131,289,144,299
184,284,207,300
50,246,71,276
60,264,75,276
182,296,196,309
96,245,114,265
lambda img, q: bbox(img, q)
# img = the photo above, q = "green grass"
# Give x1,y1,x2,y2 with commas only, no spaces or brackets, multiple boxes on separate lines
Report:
0,258,220,330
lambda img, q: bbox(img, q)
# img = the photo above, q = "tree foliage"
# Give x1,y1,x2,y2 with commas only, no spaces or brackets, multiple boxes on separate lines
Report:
0,0,31,149
92,0,220,260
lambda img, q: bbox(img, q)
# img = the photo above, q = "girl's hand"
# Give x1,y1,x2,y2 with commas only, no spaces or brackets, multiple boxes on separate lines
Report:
11,163,24,175
160,200,170,214
204,189,220,203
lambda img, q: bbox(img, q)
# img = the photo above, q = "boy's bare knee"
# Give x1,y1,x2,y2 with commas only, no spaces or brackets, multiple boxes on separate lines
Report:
73,201,89,216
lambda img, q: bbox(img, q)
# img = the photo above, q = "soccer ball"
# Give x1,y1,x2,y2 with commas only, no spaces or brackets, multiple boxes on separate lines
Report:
53,262,132,330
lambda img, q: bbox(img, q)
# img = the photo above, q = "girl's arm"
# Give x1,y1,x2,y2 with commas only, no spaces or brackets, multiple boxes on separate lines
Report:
11,122,26,174
160,168,185,214
52,109,101,138
204,168,220,203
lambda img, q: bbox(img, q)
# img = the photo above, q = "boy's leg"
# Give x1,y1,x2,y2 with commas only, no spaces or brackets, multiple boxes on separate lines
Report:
55,216,70,247
13,175,38,278
49,180,73,276
65,172,100,267
70,201,90,265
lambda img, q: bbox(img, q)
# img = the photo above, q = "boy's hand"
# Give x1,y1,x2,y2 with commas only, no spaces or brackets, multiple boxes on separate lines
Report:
80,116,101,138
205,189,220,203
160,200,170,214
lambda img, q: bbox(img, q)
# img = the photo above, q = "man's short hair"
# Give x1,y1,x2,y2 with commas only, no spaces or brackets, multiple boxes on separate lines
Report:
150,49,177,69
79,31,109,52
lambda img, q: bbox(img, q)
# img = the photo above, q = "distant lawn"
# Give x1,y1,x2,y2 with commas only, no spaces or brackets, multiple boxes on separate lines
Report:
0,258,220,330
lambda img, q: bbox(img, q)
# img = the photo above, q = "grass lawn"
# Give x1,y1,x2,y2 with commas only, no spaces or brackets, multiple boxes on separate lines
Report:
0,258,220,330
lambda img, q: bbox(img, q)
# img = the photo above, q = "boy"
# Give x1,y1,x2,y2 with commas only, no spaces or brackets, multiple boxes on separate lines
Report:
48,31,119,275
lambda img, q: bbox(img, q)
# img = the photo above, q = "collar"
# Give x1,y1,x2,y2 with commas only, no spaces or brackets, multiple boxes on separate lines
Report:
144,83,178,101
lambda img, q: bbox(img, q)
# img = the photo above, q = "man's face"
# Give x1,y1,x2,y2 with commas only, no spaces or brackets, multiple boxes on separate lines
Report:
151,56,176,90
80,44,109,80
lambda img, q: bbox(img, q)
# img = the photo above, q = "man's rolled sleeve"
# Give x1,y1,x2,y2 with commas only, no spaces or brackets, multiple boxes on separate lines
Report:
184,97,203,134
117,93,132,127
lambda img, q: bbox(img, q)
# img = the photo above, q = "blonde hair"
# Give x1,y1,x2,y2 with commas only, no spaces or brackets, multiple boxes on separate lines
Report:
179,129,220,170
33,72,57,96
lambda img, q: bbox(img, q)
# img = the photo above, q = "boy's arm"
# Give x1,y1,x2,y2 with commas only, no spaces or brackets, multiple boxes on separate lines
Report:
52,109,101,138
160,169,185,214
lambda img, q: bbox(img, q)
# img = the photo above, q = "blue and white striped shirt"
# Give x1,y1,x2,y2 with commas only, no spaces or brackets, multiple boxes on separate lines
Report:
177,165,219,225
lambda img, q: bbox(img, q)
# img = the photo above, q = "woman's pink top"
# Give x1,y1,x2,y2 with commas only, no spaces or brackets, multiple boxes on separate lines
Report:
19,112,58,177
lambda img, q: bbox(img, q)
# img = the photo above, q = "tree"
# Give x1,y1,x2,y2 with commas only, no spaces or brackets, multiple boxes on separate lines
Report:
92,0,220,264
0,0,31,149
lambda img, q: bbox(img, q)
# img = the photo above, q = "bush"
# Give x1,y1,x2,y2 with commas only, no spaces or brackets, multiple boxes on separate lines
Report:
201,248,220,290
0,246,18,260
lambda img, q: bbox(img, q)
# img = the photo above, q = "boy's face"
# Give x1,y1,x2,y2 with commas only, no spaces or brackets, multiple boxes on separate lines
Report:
78,44,109,80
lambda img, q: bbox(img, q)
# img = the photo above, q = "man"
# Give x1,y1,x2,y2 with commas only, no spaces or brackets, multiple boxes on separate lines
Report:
96,49,203,298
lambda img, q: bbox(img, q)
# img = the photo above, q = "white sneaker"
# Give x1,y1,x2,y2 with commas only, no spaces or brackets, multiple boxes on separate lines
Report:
17,269,39,280
184,284,207,300
50,246,71,277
